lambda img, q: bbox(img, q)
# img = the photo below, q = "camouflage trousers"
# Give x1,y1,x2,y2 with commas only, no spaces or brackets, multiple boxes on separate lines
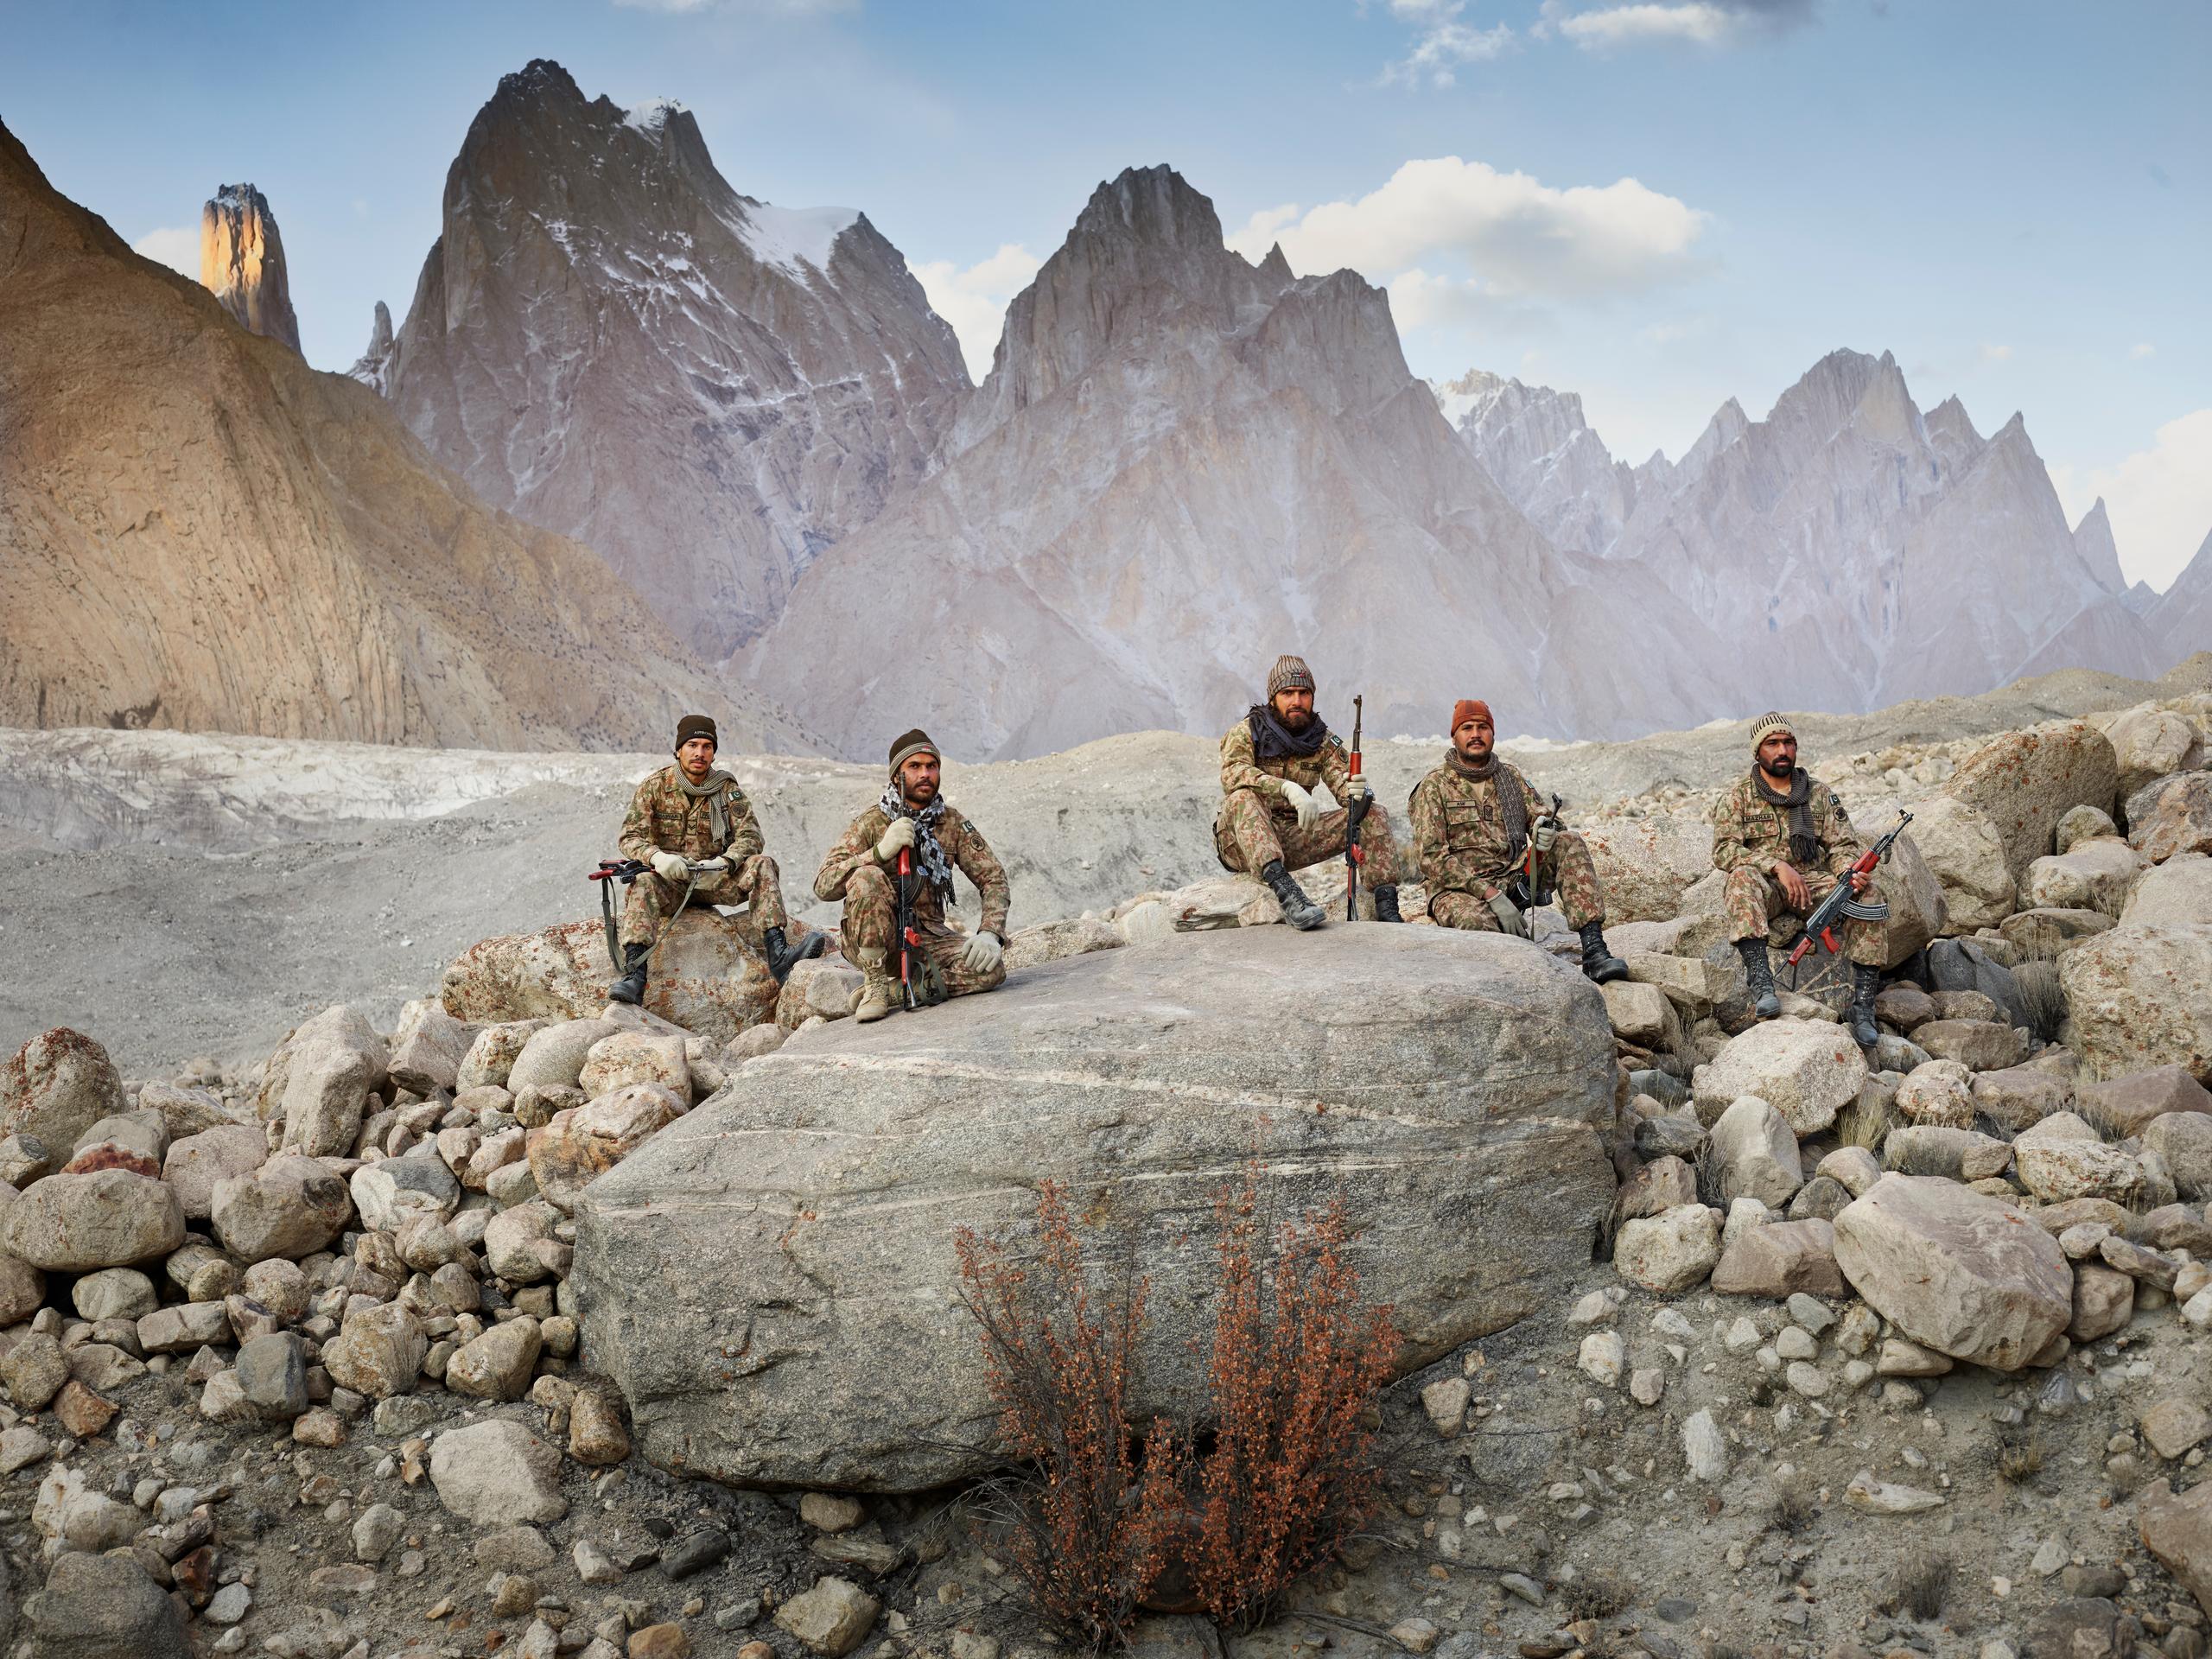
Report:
1426,829,1606,932
1723,865,1886,968
839,865,1007,1001
1213,788,1405,887
620,853,790,950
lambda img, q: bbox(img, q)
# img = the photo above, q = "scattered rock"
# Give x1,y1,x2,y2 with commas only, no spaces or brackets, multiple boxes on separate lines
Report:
528,1084,686,1214
1711,1218,1847,1298
29,1549,190,1658
210,1154,353,1262
1949,719,2119,886
2060,923,2212,1084
429,1419,568,1526
1692,1019,1867,1133
276,1004,389,1157
0,1168,184,1269
350,1155,461,1232
1707,1096,1803,1208
321,1303,429,1399
773,1575,880,1657
1,1027,127,1154
2128,772,2212,864
1615,1204,1721,1294
2014,1113,2146,1204
2142,1398,2211,1460
1682,1408,1726,1482
161,1123,267,1220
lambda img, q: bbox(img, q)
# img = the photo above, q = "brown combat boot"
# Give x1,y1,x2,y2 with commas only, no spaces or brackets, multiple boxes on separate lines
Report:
853,948,897,1023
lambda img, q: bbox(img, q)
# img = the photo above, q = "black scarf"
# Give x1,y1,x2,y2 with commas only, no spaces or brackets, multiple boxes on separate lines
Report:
1752,766,1819,868
1446,747,1529,860
879,785,955,903
1247,704,1330,761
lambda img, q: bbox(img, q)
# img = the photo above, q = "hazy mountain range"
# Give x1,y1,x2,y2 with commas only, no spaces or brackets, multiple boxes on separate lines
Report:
2,59,2202,760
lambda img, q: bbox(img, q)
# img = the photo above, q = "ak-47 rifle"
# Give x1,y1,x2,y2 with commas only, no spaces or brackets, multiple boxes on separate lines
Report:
1344,694,1369,921
1783,810,1912,986
895,844,918,1012
587,855,728,972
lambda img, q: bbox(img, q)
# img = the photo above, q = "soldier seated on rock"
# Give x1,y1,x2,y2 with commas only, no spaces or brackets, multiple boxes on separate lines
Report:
813,728,1011,1023
1713,712,1885,1047
1409,698,1628,984
1212,654,1405,931
608,714,825,1006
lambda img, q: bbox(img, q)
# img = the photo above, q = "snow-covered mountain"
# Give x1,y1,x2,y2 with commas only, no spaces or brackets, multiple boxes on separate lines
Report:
1436,351,2165,709
372,60,969,664
2151,530,2212,670
744,166,1743,760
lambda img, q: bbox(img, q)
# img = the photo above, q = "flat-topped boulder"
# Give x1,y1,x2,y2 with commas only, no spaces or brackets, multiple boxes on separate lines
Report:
572,925,1617,1491
439,907,827,1046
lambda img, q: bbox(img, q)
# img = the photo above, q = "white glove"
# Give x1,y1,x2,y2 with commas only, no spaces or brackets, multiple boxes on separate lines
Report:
960,931,1002,974
1280,780,1319,832
650,850,689,882
874,817,917,862
1345,776,1372,806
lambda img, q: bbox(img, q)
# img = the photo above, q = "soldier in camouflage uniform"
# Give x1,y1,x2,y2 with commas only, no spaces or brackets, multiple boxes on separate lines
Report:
1213,654,1405,931
607,713,825,1005
1713,711,1885,1047
814,728,1012,1022
1409,698,1628,982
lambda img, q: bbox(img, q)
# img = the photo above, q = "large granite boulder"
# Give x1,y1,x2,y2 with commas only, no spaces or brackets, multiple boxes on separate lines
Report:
1831,1173,2070,1370
2129,772,2212,866
2107,706,2204,805
2126,852,2212,927
441,907,823,1046
2060,923,2212,1084
1871,828,1949,967
1580,818,1716,925
572,926,1617,1491
1691,1018,1867,1134
1948,719,2120,886
1903,798,2016,933
2024,837,2140,918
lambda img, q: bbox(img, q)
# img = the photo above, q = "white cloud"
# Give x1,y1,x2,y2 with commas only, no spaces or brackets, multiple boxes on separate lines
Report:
912,244,1043,381
2130,342,2156,360
1225,156,1709,303
1376,0,1515,86
130,226,200,278
1980,342,2012,363
1537,0,1814,48
1389,269,1554,333
2054,410,2212,592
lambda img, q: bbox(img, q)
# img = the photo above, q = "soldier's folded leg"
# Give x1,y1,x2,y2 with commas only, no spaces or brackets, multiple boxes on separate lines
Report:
1427,890,1504,932
620,872,682,953
1213,787,1288,875
731,853,790,932
839,863,896,958
921,931,1007,1000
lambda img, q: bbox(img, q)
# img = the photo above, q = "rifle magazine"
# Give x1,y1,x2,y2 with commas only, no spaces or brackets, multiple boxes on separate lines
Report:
1839,897,1891,922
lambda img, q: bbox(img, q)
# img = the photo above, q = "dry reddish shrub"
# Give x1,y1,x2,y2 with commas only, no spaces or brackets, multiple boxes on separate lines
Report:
954,1173,1398,1646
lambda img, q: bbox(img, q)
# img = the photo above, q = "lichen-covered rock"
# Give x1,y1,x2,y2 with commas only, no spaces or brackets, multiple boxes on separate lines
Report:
1615,1204,1722,1294
1904,797,2017,932
1832,1173,2071,1370
2024,836,2141,918
2014,1112,2147,1204
210,1155,353,1262
0,1168,183,1270
0,1027,127,1155
2126,852,2212,928
2060,923,2212,1084
1948,718,2120,885
527,1083,686,1215
2128,772,2212,865
1581,817,1716,925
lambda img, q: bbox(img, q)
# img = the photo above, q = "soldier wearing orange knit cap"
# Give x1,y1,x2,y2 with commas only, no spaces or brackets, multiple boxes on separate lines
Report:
1408,698,1628,983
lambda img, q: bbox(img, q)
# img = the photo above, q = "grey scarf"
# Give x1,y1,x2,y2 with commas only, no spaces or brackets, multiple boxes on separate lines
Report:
1446,747,1529,861
1751,766,1819,868
879,785,955,903
674,768,737,846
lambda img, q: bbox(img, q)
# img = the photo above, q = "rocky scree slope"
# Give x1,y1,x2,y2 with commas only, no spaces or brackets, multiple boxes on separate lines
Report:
378,60,970,665
0,683,2209,1654
0,118,810,755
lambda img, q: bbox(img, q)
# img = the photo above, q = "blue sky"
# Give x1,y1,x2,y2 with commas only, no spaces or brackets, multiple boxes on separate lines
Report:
4,0,2207,587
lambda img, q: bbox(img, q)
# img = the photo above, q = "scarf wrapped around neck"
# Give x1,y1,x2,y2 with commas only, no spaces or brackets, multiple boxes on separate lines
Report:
1247,704,1330,761
1751,766,1819,868
1445,747,1529,861
673,769,737,845
879,785,955,903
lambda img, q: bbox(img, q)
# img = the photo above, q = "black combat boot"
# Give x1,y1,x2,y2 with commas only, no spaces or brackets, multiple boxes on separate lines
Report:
1735,937,1781,1020
607,942,651,1006
1847,963,1882,1052
1371,884,1404,924
762,925,829,985
1579,921,1629,984
1261,860,1325,931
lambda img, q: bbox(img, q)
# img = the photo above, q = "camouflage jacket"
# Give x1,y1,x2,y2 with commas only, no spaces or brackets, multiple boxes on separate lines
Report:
1709,771,1863,880
813,801,1011,938
617,766,764,866
1218,718,1357,817
1408,755,1549,897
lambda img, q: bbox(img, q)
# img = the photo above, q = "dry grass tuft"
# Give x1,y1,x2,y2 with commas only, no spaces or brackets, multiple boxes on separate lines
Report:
1559,1570,1634,1621
1882,1553,1954,1622
1998,1432,2044,1484
1767,1478,1817,1533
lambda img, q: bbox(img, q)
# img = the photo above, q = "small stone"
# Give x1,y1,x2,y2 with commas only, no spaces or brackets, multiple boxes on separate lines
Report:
1784,1361,1829,1398
493,1573,540,1616
354,1502,405,1562
1683,1408,1726,1482
1786,1293,1835,1333
1844,1469,1945,1513
575,1538,626,1584
1578,1330,1624,1388
1420,1376,1470,1437
630,1627,692,1659
664,1527,732,1580
0,1424,53,1472
1388,1617,1440,1654
204,1580,253,1625
1630,1367,1664,1407
570,1388,632,1465
53,1378,118,1438
1775,1326,1817,1362
773,1575,880,1657
800,1492,865,1533
293,1407,346,1446
2144,1398,2212,1460
429,1420,567,1526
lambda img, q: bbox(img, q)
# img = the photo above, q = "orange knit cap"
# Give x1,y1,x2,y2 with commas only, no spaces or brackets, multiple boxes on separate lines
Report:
1452,699,1493,734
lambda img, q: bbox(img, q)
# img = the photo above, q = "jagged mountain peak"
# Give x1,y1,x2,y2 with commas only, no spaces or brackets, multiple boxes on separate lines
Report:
2072,497,2126,595
1074,163,1224,251
200,181,299,353
1256,241,1294,285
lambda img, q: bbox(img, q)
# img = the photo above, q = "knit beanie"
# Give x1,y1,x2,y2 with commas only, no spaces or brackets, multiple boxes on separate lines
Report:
1452,699,1493,734
674,714,717,753
1749,712,1796,755
887,728,940,777
1266,654,1316,698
